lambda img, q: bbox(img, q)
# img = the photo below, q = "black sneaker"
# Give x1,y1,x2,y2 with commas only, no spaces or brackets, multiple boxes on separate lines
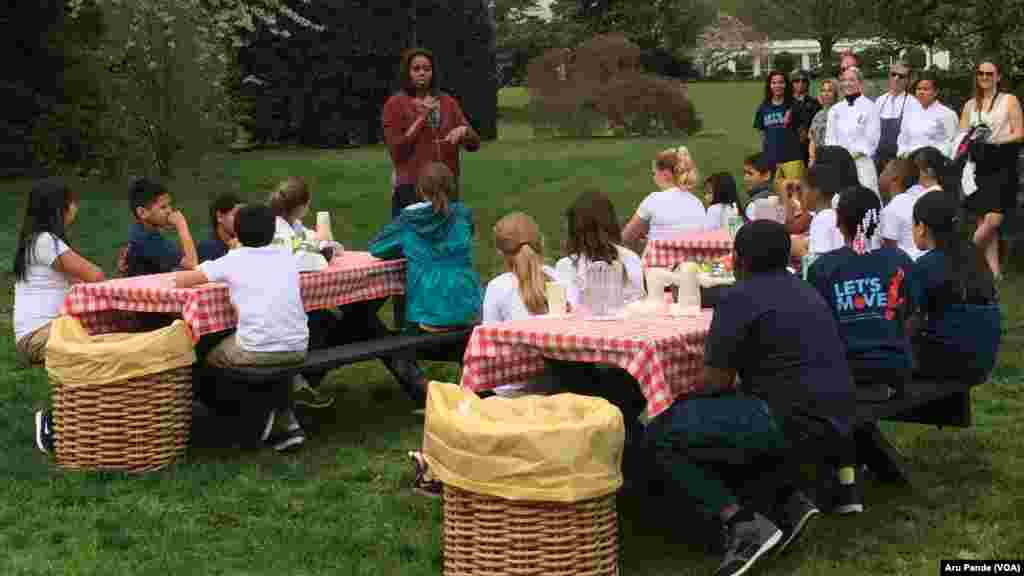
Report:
775,491,819,554
34,410,54,455
833,482,864,515
260,409,277,443
267,427,305,452
716,511,782,576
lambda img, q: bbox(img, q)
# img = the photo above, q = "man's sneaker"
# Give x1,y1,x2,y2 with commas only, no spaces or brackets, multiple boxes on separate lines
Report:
34,410,54,455
716,511,782,576
833,482,864,515
775,491,820,554
292,375,335,409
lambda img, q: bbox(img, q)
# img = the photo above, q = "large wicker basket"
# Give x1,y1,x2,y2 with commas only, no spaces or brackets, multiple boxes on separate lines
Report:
443,484,619,576
51,365,193,472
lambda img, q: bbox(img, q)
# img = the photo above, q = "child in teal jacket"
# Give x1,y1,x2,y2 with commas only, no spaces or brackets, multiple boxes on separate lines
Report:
370,162,482,330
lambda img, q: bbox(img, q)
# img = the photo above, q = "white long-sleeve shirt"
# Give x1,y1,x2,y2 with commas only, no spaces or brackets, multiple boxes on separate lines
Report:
897,101,960,158
826,95,881,160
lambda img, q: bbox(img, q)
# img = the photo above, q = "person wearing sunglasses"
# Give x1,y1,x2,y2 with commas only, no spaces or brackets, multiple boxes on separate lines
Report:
874,61,918,175
958,59,1024,281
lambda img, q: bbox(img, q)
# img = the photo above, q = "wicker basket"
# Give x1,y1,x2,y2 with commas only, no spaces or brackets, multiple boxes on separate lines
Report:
51,365,193,472
443,484,619,576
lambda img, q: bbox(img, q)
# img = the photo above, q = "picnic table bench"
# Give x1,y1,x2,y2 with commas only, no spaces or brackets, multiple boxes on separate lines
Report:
687,373,988,485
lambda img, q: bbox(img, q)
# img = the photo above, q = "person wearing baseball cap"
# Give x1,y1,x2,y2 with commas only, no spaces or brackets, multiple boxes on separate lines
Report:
791,69,821,166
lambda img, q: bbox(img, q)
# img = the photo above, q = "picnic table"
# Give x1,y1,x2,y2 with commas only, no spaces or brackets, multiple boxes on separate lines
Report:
61,251,406,341
642,229,733,268
460,311,714,419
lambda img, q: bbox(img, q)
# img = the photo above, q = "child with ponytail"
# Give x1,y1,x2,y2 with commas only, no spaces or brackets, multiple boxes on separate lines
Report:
483,212,557,323
621,145,706,252
910,191,1000,381
807,185,916,393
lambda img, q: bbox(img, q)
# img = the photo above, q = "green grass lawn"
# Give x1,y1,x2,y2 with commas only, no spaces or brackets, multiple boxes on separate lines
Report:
1,82,1022,575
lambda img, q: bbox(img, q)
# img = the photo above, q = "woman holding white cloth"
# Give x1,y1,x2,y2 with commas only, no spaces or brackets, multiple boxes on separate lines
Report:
897,74,959,158
827,67,881,197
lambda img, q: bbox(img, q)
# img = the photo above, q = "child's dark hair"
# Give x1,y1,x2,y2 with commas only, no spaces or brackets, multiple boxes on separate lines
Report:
805,162,841,200
912,146,958,199
565,190,621,265
913,191,995,304
835,185,881,241
708,172,739,206
744,152,772,175
129,177,168,218
210,194,243,229
14,177,78,282
417,162,458,215
235,204,277,247
734,220,791,273
762,70,793,105
814,146,859,190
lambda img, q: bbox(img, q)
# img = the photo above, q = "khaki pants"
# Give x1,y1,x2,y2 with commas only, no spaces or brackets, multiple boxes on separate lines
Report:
16,324,51,367
206,335,306,369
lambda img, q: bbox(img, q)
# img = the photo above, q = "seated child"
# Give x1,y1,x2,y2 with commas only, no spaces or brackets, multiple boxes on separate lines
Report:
269,176,320,246
483,212,558,397
556,190,645,310
742,152,775,221
790,163,844,263
778,178,811,235
370,162,482,331
621,145,706,250
703,172,741,231
910,190,1001,381
807,185,916,393
649,220,859,576
879,149,944,260
124,178,198,276
174,204,310,453
17,178,106,454
197,194,244,263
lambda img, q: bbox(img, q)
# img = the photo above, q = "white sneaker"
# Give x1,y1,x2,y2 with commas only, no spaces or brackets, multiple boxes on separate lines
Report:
260,409,276,443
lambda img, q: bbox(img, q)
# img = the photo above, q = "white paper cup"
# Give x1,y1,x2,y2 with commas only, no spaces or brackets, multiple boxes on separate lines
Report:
315,211,333,242
545,282,567,315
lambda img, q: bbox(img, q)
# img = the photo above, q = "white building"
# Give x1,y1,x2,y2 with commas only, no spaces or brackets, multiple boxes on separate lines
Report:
726,38,950,76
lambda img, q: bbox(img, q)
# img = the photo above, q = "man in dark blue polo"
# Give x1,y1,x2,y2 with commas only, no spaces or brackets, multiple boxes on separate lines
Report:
648,220,859,576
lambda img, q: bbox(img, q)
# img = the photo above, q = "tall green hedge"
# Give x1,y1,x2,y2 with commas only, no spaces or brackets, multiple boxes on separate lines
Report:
236,0,497,148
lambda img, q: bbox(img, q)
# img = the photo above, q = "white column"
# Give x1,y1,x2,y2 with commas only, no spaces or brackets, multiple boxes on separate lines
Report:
801,52,811,70
728,58,737,73
752,53,761,77
925,48,933,69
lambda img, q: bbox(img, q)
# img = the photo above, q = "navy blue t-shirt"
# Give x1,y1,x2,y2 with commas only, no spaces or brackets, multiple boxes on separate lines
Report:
912,250,1001,373
807,246,914,375
125,222,182,276
753,101,801,167
704,270,855,420
197,234,229,263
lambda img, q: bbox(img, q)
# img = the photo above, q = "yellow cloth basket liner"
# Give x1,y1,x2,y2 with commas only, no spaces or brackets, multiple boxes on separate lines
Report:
422,381,625,503
45,316,197,387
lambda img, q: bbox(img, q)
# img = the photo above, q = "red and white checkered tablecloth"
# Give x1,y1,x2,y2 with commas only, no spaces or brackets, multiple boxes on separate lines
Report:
61,251,406,341
643,229,733,268
460,311,714,418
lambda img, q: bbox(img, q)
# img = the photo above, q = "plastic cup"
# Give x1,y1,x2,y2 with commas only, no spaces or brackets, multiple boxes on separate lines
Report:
546,282,567,316
316,211,334,242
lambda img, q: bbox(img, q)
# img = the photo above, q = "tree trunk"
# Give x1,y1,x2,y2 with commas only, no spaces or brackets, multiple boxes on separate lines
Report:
819,36,835,77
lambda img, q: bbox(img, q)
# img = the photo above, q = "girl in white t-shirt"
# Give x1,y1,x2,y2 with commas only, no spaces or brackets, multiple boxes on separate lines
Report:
622,146,706,251
483,212,557,324
15,179,106,456
14,178,105,367
703,172,742,231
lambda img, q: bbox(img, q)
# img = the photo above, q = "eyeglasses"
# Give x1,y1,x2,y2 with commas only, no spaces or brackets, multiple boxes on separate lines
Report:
977,71,996,78
890,72,907,79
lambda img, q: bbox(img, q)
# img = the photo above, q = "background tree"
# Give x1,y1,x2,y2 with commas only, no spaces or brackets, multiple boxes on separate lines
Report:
734,0,872,76
548,0,716,57
693,13,766,77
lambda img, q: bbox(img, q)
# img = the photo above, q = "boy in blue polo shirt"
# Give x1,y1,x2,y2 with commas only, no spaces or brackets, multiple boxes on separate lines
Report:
124,178,198,276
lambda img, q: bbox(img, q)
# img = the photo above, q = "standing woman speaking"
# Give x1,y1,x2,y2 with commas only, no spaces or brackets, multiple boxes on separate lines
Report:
827,66,881,196
382,48,481,218
960,59,1024,280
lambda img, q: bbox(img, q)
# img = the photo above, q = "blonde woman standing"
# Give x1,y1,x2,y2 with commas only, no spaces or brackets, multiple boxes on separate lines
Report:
827,67,881,197
621,145,706,251
808,78,837,167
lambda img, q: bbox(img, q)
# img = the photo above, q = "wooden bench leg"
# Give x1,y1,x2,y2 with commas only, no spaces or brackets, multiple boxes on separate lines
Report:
855,422,912,485
392,295,406,329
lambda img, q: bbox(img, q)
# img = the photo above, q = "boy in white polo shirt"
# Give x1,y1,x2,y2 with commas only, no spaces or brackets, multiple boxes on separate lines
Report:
174,204,309,452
